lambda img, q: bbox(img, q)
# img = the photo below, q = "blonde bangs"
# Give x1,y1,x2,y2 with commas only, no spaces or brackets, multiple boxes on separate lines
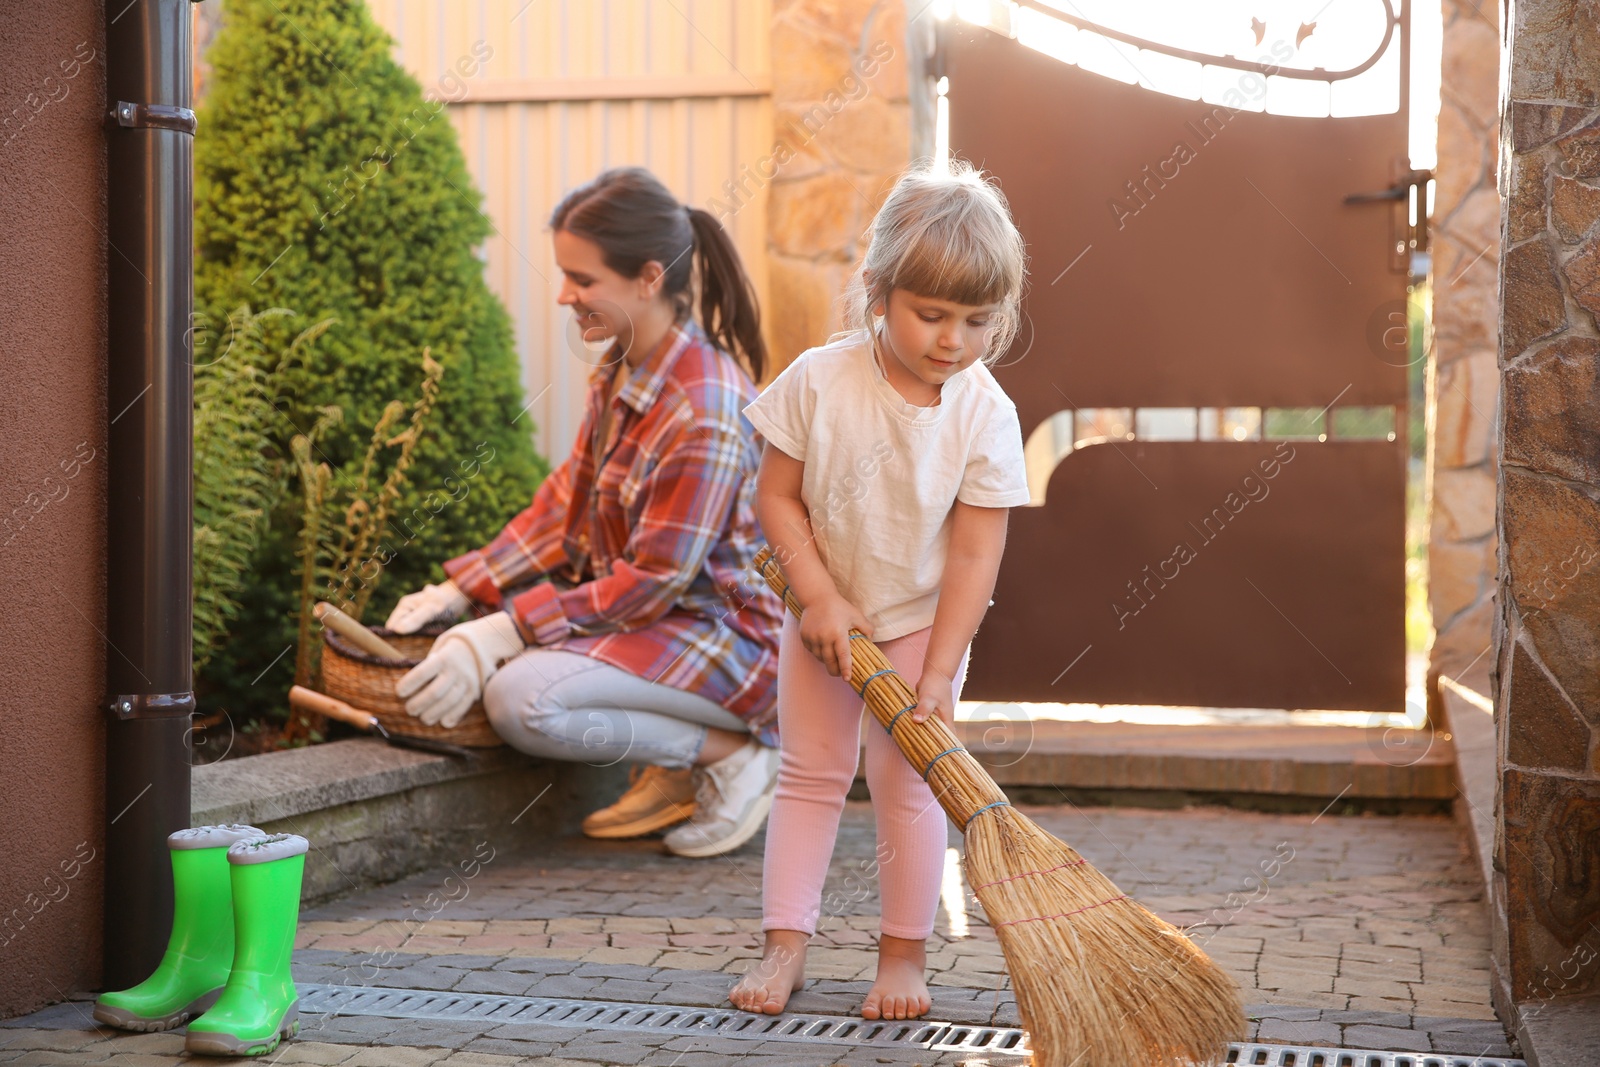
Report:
890,204,1019,309
835,158,1029,363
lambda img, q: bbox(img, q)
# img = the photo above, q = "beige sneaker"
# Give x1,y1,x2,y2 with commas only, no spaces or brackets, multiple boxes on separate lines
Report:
581,763,697,839
663,739,781,858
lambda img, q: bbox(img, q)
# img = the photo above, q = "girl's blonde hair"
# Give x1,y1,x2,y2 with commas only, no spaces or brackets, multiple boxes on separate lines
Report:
835,157,1029,364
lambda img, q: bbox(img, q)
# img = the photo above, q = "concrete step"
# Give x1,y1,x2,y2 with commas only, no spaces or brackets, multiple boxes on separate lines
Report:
857,718,1455,806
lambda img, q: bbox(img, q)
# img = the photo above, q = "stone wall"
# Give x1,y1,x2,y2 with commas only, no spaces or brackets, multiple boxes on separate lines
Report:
1427,0,1503,696
1491,0,1600,1009
764,0,915,377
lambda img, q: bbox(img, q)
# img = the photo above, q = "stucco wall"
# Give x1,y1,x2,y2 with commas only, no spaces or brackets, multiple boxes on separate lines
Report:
0,2,109,1018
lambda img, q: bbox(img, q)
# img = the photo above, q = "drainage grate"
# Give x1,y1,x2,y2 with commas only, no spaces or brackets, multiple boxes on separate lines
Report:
296,982,1031,1054
297,984,1528,1066
1226,1045,1526,1067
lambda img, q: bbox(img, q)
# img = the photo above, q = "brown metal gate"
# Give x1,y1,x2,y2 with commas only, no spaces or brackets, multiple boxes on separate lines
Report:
948,6,1419,712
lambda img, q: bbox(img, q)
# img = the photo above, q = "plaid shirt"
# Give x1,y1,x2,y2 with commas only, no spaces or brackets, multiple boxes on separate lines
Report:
442,315,784,746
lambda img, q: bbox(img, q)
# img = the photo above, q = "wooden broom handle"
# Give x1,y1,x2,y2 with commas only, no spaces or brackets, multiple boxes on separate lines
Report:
752,545,1007,824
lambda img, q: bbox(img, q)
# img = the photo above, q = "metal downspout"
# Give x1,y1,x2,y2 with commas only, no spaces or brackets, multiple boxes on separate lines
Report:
101,0,199,989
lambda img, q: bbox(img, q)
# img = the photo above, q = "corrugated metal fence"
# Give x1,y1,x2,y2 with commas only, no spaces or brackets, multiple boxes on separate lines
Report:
367,0,774,462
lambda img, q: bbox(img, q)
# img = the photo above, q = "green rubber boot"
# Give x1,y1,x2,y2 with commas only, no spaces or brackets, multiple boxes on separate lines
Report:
93,824,266,1031
185,833,308,1057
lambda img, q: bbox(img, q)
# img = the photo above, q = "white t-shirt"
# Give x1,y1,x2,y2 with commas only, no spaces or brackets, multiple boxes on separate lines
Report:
741,328,1031,640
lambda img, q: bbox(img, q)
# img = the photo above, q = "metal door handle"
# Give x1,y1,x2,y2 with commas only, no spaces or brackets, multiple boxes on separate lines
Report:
1344,168,1431,205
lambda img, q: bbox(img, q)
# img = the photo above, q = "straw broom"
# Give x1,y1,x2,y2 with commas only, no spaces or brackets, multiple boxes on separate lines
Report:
752,545,1244,1067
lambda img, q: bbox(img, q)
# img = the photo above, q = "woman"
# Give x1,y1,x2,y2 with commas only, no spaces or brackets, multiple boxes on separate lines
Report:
386,166,785,859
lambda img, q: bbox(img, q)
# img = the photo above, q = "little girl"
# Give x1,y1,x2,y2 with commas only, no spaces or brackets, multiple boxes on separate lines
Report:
732,159,1032,1021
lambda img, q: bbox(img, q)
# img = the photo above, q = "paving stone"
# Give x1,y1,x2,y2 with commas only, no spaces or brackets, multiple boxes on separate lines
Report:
1341,960,1424,983
492,956,583,975
1246,1004,1323,1021
648,986,730,1009
270,1041,366,1063
1460,1041,1517,1059
1341,1023,1436,1051
571,963,661,981
1345,995,1420,1015
1325,1008,1415,1027
1259,990,1351,1011
808,980,874,996
431,955,509,970
300,1014,425,1045
1258,973,1336,994
549,1038,661,1064
433,1052,528,1066
1332,976,1413,999
1269,938,1344,955
0,1004,103,1033
458,1037,567,1059
381,963,467,991
0,1030,105,1052
1429,1031,1515,1057
497,1019,612,1043
75,1033,183,1055
297,948,363,964
370,1021,487,1050
656,1033,801,1056
341,1045,449,1065
1418,1018,1512,1039
524,974,608,999
592,978,667,1001
453,970,540,996
1254,1019,1343,1046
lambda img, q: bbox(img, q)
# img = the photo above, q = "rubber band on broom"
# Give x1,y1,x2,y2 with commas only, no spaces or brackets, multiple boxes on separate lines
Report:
753,544,1245,1067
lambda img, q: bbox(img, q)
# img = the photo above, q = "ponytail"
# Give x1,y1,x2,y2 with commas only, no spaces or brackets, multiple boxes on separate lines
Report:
686,206,767,382
549,166,766,382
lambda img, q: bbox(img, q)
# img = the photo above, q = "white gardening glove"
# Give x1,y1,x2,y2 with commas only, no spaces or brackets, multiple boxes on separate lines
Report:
385,580,471,635
395,612,527,728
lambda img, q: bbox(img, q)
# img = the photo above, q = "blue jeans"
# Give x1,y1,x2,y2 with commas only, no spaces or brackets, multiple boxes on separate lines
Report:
481,648,749,769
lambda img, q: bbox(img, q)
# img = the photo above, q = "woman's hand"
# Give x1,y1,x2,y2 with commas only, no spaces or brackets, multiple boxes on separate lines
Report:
395,611,526,727
385,580,470,635
799,593,874,680
910,669,958,726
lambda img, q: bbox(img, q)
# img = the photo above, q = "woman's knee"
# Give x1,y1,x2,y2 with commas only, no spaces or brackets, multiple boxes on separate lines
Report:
482,665,579,758
481,668,526,735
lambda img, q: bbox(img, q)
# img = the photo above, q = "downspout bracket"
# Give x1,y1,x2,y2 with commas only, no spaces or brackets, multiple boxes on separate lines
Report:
107,692,197,720
109,101,197,136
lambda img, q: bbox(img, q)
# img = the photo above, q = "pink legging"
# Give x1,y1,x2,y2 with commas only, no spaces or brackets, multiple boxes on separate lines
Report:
762,610,971,940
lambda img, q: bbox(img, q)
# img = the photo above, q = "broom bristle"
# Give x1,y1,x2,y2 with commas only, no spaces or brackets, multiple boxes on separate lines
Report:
967,807,1244,1067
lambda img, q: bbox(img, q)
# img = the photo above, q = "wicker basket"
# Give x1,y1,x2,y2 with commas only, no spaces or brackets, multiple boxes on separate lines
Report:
319,626,504,748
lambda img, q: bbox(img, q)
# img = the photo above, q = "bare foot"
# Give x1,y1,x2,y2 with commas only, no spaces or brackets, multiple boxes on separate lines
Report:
729,929,809,1015
861,934,931,1021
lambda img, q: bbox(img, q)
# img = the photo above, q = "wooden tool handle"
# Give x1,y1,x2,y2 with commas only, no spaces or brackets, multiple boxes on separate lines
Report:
314,601,407,661
752,545,1006,825
289,685,378,730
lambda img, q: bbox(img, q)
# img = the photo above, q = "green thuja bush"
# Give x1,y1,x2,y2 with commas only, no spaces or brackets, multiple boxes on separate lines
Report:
193,0,546,725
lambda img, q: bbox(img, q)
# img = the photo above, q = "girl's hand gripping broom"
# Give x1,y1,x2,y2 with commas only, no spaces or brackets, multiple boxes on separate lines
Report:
753,545,1245,1067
